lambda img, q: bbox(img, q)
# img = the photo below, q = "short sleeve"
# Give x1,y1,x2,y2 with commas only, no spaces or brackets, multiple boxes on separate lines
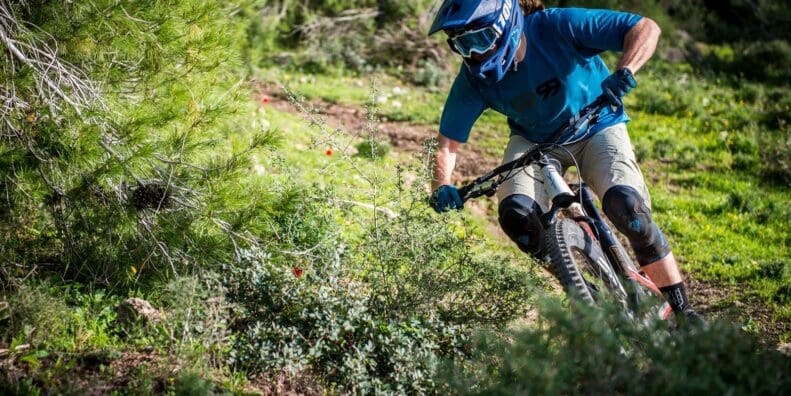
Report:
554,8,643,53
438,71,487,143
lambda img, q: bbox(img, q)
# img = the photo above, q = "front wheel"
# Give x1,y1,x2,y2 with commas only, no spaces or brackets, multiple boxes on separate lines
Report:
546,218,629,307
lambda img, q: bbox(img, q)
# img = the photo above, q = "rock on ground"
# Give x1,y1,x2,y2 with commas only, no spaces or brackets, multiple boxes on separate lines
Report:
115,297,163,327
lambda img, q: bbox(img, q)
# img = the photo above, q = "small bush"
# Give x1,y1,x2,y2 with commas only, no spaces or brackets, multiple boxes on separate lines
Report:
733,40,791,83
412,59,450,88
693,40,791,85
355,139,391,160
246,1,448,75
442,298,791,395
173,370,215,396
354,207,539,327
774,284,791,305
757,260,788,281
160,273,233,368
225,247,469,394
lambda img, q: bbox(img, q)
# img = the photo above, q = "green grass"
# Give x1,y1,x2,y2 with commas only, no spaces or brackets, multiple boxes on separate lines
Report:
626,105,789,333
260,60,791,341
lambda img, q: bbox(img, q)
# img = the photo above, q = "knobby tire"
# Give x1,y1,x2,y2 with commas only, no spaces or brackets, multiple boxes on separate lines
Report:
547,218,628,307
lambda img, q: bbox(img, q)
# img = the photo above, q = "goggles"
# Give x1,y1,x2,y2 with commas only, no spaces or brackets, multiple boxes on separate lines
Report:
448,26,501,58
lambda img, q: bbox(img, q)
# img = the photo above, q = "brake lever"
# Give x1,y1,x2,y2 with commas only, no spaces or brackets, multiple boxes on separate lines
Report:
457,181,476,202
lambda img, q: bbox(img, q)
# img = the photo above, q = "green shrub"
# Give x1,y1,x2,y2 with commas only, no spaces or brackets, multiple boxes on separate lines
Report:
700,40,791,84
160,273,233,368
774,284,791,305
217,140,538,391
355,139,391,159
0,281,126,353
353,204,539,327
225,247,469,394
0,282,71,347
442,298,791,395
216,83,541,392
173,370,215,396
245,0,447,75
758,127,791,185
757,260,788,281
413,59,449,88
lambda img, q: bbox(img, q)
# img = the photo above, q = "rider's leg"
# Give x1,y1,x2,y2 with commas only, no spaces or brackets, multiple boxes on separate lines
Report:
496,135,552,260
601,185,697,317
600,185,671,266
579,124,698,317
640,253,695,313
640,253,682,286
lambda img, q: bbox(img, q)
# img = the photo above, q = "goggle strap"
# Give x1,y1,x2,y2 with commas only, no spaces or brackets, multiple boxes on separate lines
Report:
446,38,461,55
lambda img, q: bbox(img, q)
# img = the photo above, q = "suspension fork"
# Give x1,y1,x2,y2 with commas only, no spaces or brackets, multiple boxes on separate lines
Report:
538,156,600,242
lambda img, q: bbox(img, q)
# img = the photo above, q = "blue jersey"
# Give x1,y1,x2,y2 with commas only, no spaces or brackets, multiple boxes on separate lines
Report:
439,8,643,143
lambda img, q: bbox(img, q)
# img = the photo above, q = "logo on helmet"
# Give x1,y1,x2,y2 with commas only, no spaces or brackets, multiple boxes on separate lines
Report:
495,0,513,35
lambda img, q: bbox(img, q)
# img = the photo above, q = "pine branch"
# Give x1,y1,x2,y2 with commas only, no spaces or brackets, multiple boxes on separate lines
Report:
0,0,104,125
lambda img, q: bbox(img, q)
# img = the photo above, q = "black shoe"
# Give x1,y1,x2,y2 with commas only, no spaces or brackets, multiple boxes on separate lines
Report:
675,308,706,327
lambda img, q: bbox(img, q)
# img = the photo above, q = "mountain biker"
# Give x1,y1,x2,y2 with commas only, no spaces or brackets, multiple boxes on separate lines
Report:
428,0,701,321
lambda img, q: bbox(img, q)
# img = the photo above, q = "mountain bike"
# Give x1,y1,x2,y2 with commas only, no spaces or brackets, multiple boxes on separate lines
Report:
458,96,671,322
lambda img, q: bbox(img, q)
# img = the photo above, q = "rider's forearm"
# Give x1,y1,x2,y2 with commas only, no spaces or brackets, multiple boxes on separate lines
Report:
617,17,661,74
432,133,461,190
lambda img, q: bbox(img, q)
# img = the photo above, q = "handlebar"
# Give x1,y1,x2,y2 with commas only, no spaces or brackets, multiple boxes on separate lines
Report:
458,95,610,202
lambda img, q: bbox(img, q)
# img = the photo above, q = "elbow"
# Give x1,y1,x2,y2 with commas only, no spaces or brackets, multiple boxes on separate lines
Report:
644,17,662,39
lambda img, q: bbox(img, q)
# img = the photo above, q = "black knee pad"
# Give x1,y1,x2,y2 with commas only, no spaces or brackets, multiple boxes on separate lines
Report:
498,194,546,257
602,185,671,265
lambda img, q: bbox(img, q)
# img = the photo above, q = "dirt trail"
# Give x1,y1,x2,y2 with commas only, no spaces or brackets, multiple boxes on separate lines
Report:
257,83,501,180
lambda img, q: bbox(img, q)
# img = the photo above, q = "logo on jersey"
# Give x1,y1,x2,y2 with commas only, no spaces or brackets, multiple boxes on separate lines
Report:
509,77,563,112
536,78,561,99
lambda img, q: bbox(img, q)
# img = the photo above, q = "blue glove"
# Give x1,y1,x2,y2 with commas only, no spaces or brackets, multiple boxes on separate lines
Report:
601,68,637,107
430,185,463,213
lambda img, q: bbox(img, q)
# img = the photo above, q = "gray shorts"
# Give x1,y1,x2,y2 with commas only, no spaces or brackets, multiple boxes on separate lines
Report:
496,123,651,211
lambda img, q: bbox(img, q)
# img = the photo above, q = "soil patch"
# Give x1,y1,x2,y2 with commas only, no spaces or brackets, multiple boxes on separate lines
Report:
687,274,789,345
0,349,163,394
257,83,499,179
0,347,316,395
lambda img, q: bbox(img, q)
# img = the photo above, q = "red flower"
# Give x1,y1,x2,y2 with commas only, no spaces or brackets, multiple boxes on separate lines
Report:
325,148,333,156
261,95,270,104
292,266,303,278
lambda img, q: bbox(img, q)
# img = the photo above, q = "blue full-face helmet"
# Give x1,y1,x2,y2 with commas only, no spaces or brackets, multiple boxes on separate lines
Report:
429,0,524,83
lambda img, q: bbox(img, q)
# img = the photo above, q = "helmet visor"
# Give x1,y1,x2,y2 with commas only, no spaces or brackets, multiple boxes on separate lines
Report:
450,26,500,58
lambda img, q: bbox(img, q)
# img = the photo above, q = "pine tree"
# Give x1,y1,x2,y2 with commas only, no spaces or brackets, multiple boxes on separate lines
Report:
1,0,274,288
